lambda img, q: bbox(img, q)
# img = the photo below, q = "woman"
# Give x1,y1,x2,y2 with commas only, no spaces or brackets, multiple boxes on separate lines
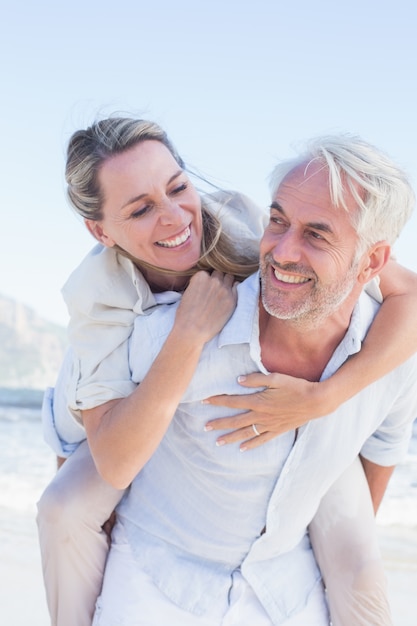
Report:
38,117,417,625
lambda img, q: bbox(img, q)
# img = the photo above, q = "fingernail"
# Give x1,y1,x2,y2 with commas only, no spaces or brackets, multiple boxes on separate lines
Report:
201,399,209,404
204,425,213,432
216,439,225,447
240,445,247,452
237,376,246,383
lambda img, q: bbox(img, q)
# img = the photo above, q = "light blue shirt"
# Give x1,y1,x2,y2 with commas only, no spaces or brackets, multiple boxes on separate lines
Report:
119,272,417,624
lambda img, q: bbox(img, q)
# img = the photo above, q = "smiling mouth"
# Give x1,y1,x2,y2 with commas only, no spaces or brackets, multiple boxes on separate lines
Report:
273,269,310,284
156,226,191,248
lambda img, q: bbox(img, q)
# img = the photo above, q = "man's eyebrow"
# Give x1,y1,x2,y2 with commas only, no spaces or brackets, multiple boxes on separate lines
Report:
121,169,184,209
307,222,334,235
270,201,334,234
270,201,284,213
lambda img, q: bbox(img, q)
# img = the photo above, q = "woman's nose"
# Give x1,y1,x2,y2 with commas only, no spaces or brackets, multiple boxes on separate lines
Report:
157,199,183,225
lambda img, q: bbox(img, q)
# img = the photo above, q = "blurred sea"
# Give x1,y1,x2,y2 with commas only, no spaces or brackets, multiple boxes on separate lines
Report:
0,404,55,625
0,404,416,625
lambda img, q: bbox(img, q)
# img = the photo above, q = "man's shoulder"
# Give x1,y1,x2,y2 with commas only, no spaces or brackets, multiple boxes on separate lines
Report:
132,273,260,358
235,271,260,311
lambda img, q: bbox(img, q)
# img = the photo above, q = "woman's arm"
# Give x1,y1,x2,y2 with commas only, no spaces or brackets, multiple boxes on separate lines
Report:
83,271,237,489
316,259,417,411
203,260,417,449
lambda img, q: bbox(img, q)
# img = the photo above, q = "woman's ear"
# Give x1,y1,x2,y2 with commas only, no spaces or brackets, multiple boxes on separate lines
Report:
358,241,391,285
84,219,116,247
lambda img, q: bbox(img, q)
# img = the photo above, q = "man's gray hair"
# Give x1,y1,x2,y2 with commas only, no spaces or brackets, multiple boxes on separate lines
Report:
269,135,415,251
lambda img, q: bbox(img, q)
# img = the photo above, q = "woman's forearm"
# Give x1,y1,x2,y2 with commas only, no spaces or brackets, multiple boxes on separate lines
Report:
83,329,207,488
319,260,417,414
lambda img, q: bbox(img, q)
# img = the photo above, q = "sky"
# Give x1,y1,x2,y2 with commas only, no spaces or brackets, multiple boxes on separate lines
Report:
1,0,417,326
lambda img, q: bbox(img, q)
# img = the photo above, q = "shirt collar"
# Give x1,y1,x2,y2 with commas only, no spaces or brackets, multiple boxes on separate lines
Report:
218,272,380,380
218,272,261,348
321,289,380,380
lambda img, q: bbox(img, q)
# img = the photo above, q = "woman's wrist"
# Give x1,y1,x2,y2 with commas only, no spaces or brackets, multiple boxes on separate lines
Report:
310,377,342,418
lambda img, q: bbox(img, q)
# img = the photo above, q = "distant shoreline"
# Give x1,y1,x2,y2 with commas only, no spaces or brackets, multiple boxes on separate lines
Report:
0,387,44,408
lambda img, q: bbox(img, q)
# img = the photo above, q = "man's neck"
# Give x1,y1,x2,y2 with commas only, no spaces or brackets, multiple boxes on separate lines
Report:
258,300,356,382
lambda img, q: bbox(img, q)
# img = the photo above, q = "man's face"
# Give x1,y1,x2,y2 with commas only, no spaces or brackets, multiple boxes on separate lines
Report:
260,162,364,327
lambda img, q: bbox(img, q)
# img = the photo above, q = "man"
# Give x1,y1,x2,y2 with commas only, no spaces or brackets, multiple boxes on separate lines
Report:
90,136,417,625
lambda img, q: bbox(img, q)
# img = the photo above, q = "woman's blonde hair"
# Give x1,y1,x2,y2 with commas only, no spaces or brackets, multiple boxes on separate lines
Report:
66,116,258,281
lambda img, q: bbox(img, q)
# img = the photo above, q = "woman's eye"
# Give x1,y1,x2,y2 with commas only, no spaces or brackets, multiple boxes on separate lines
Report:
131,205,150,219
171,183,187,194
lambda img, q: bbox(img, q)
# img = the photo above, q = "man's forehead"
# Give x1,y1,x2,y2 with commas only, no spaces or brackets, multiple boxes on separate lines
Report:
274,161,332,208
275,160,360,215
279,160,328,191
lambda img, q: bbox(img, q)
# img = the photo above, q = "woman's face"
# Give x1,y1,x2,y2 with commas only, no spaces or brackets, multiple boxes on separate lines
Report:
87,140,203,278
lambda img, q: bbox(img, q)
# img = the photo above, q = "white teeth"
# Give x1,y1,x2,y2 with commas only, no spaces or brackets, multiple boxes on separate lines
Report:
274,269,310,284
157,226,190,248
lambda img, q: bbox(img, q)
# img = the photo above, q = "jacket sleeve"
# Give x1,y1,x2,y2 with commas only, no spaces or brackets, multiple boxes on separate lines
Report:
61,244,156,414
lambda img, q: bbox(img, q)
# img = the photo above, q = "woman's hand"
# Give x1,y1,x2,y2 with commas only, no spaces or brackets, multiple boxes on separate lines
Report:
175,271,238,344
203,372,327,451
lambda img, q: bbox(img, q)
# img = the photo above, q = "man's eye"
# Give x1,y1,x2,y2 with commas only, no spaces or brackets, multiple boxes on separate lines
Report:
309,231,325,241
270,217,287,229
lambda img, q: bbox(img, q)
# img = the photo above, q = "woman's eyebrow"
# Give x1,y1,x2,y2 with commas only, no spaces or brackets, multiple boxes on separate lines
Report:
122,169,184,209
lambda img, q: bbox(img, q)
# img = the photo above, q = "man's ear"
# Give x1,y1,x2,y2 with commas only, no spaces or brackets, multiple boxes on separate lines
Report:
84,219,116,247
358,241,391,285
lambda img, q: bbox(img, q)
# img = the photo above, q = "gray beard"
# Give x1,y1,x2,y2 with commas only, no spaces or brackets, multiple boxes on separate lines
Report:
260,258,360,330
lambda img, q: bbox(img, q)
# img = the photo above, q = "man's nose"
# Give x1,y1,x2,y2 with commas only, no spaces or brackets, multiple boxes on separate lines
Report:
271,229,302,264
